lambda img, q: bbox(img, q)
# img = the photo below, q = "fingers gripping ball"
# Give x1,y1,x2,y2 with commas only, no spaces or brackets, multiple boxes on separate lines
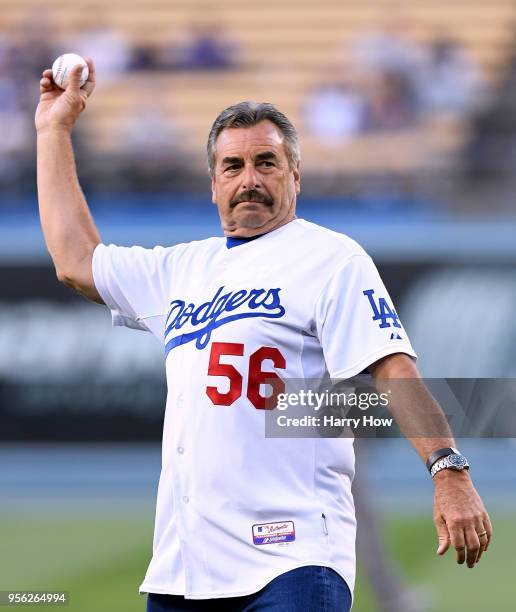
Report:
52,53,89,89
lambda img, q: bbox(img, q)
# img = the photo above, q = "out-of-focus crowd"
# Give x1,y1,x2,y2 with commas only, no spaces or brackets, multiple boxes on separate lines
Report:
304,19,486,144
0,10,244,199
0,10,488,202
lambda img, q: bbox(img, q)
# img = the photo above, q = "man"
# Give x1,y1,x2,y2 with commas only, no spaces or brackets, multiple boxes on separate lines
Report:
36,59,492,612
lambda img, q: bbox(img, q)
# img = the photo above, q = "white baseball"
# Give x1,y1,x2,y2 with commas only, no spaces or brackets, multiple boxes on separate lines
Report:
52,53,89,89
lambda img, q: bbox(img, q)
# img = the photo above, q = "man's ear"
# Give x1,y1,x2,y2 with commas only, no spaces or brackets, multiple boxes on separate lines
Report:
211,176,217,204
293,161,301,195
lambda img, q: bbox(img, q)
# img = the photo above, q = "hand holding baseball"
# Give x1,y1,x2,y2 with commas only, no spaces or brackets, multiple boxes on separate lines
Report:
35,55,96,134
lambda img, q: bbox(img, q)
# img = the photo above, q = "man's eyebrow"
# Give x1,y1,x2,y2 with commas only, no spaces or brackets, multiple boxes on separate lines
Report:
220,151,278,166
254,151,278,162
221,156,243,166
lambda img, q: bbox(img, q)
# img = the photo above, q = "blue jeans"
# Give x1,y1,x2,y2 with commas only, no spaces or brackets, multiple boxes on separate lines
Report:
146,565,352,611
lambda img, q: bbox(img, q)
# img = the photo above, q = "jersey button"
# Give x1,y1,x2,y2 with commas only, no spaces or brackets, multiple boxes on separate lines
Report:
177,446,184,454
182,496,189,504
178,394,184,403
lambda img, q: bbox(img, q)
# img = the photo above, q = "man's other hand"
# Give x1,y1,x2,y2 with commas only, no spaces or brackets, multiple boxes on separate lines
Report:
433,469,493,568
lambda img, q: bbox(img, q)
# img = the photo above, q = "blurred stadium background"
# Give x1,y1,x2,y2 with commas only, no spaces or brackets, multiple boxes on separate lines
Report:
1,0,516,610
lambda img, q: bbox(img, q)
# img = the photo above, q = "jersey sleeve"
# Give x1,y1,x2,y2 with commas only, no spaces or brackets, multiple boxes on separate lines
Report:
92,242,178,335
314,253,417,379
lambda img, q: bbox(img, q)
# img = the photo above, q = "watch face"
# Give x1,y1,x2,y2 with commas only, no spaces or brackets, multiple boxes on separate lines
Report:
448,454,467,469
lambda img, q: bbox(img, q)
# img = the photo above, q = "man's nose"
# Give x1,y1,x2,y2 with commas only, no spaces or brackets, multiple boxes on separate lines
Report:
241,163,261,189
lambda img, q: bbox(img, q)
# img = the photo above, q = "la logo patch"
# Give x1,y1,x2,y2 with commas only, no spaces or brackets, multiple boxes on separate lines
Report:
363,289,401,329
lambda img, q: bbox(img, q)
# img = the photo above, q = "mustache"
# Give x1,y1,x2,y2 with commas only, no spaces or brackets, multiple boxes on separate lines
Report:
230,189,274,209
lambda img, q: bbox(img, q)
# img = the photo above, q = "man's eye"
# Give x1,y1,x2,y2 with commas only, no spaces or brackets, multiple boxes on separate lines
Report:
225,165,240,172
260,161,274,167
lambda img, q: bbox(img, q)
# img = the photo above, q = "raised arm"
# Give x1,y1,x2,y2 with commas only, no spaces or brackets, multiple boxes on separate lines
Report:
35,57,103,303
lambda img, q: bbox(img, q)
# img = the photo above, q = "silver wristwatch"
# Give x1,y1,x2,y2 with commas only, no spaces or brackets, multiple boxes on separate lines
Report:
430,453,470,478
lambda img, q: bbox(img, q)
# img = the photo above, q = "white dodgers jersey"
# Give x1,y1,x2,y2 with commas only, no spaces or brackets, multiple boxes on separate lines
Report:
92,218,416,602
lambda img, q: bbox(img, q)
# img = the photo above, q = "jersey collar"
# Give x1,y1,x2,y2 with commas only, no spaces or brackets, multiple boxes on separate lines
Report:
225,234,265,249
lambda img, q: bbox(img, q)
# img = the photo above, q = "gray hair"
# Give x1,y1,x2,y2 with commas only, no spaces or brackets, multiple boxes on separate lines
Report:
207,101,300,177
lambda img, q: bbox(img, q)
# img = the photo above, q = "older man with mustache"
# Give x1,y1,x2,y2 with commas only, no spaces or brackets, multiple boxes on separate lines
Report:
36,58,492,612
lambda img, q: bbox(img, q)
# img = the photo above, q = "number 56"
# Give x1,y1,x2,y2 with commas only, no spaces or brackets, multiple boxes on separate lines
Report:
206,342,286,409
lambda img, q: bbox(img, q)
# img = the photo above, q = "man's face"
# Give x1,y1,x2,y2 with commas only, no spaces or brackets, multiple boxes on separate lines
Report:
211,120,300,237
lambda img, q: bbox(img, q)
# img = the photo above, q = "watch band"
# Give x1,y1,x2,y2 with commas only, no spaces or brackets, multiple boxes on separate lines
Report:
425,447,459,473
430,454,469,478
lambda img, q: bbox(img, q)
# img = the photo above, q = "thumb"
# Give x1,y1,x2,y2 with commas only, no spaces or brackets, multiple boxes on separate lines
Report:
435,515,450,555
66,63,85,92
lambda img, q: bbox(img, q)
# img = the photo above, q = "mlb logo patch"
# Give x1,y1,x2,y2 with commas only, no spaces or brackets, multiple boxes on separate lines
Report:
252,521,295,545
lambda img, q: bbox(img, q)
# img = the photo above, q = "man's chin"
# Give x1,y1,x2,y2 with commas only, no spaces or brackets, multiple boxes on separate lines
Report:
233,209,272,230
222,215,273,238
